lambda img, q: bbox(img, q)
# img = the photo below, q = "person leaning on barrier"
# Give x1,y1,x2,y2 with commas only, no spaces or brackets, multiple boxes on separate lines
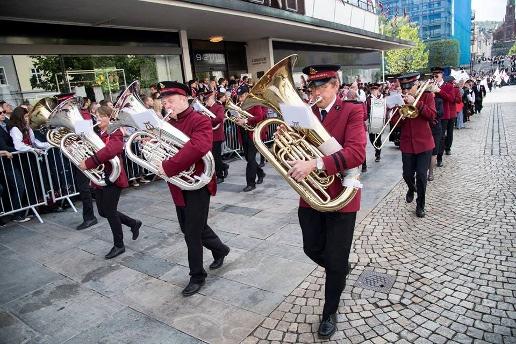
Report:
8,106,51,154
79,105,142,259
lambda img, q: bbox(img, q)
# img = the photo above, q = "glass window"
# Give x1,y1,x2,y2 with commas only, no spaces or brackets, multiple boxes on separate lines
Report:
0,67,7,85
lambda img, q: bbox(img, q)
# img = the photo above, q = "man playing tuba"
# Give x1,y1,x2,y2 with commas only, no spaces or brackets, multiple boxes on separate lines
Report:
285,65,366,339
157,81,230,297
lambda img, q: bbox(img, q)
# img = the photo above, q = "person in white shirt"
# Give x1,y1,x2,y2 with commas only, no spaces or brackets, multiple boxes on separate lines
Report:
8,107,51,154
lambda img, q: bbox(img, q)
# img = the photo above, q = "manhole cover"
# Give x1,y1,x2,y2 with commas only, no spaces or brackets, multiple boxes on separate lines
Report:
355,271,396,293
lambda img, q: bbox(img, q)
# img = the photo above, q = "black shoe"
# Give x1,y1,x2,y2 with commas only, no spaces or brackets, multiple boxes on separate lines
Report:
437,161,443,167
428,174,434,181
361,165,367,173
259,161,265,168
223,165,229,178
182,280,205,297
318,313,337,339
256,173,266,185
76,218,98,230
416,208,426,218
375,156,381,162
105,246,125,259
406,190,415,203
131,220,142,240
243,185,256,192
216,177,224,184
445,150,451,155
209,248,230,270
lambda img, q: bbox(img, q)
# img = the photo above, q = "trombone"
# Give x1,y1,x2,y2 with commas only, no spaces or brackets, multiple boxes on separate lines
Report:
372,79,432,150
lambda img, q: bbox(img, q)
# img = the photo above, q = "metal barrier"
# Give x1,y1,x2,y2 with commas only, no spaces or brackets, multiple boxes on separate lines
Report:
0,151,48,223
43,147,79,212
123,141,154,182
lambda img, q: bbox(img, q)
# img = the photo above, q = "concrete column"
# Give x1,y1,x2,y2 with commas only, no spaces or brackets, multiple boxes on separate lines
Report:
179,30,192,82
245,38,274,80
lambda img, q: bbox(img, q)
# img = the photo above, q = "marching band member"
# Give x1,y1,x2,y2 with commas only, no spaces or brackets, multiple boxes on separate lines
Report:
235,85,266,192
391,73,436,218
157,81,230,297
366,83,386,162
285,65,366,339
204,90,228,184
80,105,142,259
432,67,455,166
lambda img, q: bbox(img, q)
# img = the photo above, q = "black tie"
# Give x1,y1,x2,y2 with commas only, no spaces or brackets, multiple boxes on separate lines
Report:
320,109,327,121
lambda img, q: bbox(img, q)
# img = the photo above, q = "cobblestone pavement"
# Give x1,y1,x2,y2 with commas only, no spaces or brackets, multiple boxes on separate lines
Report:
1,87,514,344
243,87,516,344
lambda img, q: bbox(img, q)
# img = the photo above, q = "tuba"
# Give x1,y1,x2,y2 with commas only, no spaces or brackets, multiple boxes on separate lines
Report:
109,81,215,190
224,99,255,131
239,54,360,212
48,97,121,186
372,79,432,150
28,97,71,146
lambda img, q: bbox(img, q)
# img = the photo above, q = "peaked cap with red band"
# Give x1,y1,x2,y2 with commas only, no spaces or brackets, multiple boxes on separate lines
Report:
397,72,420,89
55,92,76,104
158,81,190,98
302,64,340,87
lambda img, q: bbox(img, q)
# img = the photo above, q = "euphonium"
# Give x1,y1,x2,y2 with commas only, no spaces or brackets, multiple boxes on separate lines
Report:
191,98,220,130
48,97,121,186
224,99,255,131
109,81,215,190
372,79,432,150
240,54,360,212
28,97,72,147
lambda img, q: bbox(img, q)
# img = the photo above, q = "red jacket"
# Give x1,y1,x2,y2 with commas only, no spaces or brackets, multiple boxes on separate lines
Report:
450,86,462,119
208,101,225,142
161,106,216,207
80,109,93,121
391,91,436,154
300,97,366,213
437,81,455,120
237,105,267,142
84,129,128,189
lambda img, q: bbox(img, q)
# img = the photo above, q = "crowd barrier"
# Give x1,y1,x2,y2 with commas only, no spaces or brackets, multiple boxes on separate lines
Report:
1,122,278,223
0,151,48,223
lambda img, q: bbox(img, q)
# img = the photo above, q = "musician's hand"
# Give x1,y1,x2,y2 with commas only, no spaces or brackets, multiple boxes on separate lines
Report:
274,124,287,138
158,164,166,177
287,159,316,182
236,118,247,126
79,160,87,171
404,95,416,105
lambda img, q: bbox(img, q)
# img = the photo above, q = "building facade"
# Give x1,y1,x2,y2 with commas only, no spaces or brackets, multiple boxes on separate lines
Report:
492,0,516,56
381,0,472,65
0,0,409,105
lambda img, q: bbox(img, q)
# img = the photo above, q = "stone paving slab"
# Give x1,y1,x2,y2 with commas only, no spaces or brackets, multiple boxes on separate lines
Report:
243,87,516,343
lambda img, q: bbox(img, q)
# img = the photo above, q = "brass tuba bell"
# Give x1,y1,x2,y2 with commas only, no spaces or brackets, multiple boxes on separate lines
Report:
239,54,360,212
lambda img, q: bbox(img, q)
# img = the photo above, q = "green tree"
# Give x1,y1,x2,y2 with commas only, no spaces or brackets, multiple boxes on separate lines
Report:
381,16,429,74
30,55,158,92
426,39,460,69
509,41,516,55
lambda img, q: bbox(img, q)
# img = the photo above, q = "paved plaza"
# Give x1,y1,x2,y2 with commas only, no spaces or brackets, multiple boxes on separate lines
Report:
1,87,515,344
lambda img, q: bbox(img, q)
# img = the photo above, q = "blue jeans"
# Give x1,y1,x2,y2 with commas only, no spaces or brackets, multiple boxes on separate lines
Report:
456,111,465,129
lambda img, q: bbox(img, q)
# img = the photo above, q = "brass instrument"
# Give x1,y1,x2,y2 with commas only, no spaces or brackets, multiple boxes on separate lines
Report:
109,81,215,190
28,97,71,147
191,98,220,130
239,54,360,212
48,98,121,186
225,99,255,131
373,79,432,150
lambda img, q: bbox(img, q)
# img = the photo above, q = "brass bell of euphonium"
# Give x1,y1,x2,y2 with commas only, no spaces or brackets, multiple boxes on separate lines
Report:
109,81,215,190
239,54,360,212
47,97,121,186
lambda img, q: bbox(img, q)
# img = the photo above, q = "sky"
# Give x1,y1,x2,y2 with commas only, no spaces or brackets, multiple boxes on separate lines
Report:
471,0,509,22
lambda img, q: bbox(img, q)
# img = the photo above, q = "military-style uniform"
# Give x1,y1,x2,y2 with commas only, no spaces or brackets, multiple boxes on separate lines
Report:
432,67,456,164
207,98,227,181
159,82,229,287
298,65,366,338
391,73,436,217
85,129,139,249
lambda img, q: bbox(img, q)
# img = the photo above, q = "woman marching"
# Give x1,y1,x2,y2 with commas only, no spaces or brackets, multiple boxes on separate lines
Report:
79,105,142,259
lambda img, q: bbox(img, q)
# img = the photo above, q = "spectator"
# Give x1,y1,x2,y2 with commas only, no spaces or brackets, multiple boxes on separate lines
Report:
9,107,51,154
1,101,14,120
99,100,114,108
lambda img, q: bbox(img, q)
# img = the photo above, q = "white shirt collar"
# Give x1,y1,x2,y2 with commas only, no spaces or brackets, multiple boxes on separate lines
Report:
322,95,337,114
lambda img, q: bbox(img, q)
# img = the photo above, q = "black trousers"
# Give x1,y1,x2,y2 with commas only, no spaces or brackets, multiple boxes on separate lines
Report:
437,119,448,163
475,99,483,113
176,187,229,283
431,123,442,156
298,207,357,318
369,133,381,158
94,185,137,248
402,150,432,210
241,131,263,186
74,167,95,221
444,118,454,152
212,141,224,178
